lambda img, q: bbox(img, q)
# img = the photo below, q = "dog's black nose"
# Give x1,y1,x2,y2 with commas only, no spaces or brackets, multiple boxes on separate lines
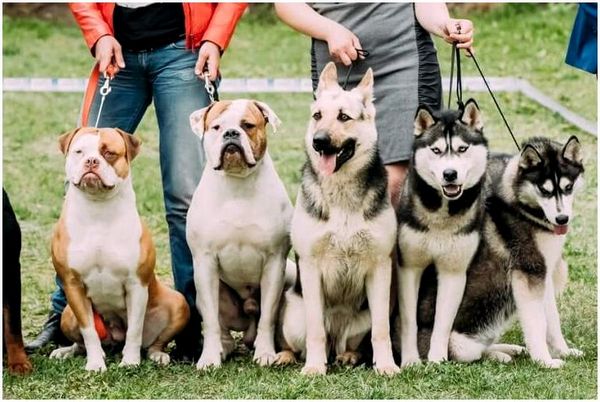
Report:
443,169,458,182
312,131,332,153
85,157,100,170
223,129,240,140
556,214,569,225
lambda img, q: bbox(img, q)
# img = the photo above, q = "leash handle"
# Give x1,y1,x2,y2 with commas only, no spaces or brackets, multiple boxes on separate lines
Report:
342,48,370,90
467,49,521,151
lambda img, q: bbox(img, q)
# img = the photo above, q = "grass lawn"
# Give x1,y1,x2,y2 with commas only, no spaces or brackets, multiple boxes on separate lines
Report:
2,3,597,399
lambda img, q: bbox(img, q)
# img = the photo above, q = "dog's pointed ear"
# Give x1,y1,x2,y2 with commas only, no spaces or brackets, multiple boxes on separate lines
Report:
353,67,374,105
519,144,542,170
414,105,436,137
189,105,213,139
253,100,281,133
58,127,83,155
316,62,339,97
461,99,483,131
114,128,141,161
562,135,583,165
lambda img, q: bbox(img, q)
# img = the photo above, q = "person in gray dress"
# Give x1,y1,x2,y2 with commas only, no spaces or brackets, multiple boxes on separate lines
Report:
275,3,474,207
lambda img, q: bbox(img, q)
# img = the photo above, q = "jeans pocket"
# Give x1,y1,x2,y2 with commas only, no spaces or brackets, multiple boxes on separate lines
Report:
177,68,198,81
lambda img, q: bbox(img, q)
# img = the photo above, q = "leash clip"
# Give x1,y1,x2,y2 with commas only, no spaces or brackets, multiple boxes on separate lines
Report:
204,74,216,104
94,72,113,128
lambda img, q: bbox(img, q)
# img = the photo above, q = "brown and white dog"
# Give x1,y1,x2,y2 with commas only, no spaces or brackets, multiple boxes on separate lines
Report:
49,127,189,372
187,99,293,369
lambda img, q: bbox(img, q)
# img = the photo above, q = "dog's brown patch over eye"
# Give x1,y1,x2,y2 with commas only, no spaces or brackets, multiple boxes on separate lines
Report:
243,103,269,161
98,129,129,178
204,101,233,133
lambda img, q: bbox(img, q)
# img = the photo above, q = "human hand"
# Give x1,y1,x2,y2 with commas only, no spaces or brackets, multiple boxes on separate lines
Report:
444,18,475,56
195,41,221,81
95,35,125,75
325,22,364,66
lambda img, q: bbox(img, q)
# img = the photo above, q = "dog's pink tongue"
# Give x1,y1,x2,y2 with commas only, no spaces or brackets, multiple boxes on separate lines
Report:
553,225,569,235
318,154,336,176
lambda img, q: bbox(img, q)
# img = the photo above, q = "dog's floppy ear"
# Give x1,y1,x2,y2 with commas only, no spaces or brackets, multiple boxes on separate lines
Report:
353,67,374,105
562,135,583,165
316,62,339,97
114,128,141,161
460,99,483,131
58,127,83,155
253,100,281,133
519,144,543,170
189,104,214,139
414,105,436,137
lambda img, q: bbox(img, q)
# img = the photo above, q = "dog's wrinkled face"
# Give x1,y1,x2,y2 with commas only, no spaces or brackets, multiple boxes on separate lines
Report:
413,99,488,200
59,127,140,197
189,99,280,177
517,136,584,235
307,62,377,177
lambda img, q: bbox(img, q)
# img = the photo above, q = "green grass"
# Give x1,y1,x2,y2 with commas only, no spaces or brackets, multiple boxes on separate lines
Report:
2,3,597,399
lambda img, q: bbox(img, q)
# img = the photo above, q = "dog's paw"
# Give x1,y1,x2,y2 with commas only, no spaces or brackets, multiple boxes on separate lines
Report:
148,350,171,366
539,358,565,369
119,350,141,367
85,358,107,372
557,347,584,359
274,351,297,366
400,356,421,368
374,363,400,376
301,364,327,376
253,350,277,367
8,359,33,375
196,354,222,370
335,351,360,367
50,344,80,360
427,350,448,363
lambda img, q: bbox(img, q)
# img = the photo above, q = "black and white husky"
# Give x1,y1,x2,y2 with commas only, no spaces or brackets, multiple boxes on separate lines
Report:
397,100,488,366
275,62,399,376
415,136,585,368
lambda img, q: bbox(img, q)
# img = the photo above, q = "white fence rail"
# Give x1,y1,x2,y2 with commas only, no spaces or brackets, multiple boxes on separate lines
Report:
3,76,596,136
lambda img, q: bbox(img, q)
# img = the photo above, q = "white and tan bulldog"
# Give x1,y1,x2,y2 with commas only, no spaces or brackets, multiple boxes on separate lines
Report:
187,99,293,369
49,127,190,372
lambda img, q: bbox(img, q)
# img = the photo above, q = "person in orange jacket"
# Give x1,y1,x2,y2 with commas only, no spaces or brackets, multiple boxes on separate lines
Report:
26,2,247,362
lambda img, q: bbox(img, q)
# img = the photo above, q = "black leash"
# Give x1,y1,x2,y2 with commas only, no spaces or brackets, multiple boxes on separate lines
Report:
448,40,520,151
342,48,370,90
467,48,520,151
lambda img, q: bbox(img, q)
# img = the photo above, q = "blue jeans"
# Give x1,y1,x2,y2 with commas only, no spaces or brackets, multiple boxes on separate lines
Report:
51,39,209,315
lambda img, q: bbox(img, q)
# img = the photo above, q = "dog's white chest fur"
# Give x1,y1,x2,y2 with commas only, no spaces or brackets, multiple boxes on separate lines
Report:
64,186,142,315
535,231,566,274
293,201,396,306
187,155,292,294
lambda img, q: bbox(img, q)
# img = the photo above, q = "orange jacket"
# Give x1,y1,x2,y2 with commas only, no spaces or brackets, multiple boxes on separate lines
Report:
70,2,247,125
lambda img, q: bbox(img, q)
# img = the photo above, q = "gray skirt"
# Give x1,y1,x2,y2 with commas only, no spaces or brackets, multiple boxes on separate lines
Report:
311,3,442,164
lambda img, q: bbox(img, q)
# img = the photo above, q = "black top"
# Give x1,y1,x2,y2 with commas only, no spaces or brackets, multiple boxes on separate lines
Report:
113,3,185,52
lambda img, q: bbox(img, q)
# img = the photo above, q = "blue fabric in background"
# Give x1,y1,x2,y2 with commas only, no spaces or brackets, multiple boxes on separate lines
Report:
565,3,598,74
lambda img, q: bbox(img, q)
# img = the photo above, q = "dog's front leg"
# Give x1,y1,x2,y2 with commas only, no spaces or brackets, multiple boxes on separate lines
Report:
544,271,583,359
120,280,149,367
62,276,106,372
512,271,563,368
300,259,327,375
398,265,425,367
253,254,286,366
367,258,399,375
193,253,223,369
427,270,467,363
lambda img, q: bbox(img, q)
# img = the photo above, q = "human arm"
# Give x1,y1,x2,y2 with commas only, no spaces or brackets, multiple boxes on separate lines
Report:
274,3,363,66
415,3,474,54
69,3,125,74
196,3,247,80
